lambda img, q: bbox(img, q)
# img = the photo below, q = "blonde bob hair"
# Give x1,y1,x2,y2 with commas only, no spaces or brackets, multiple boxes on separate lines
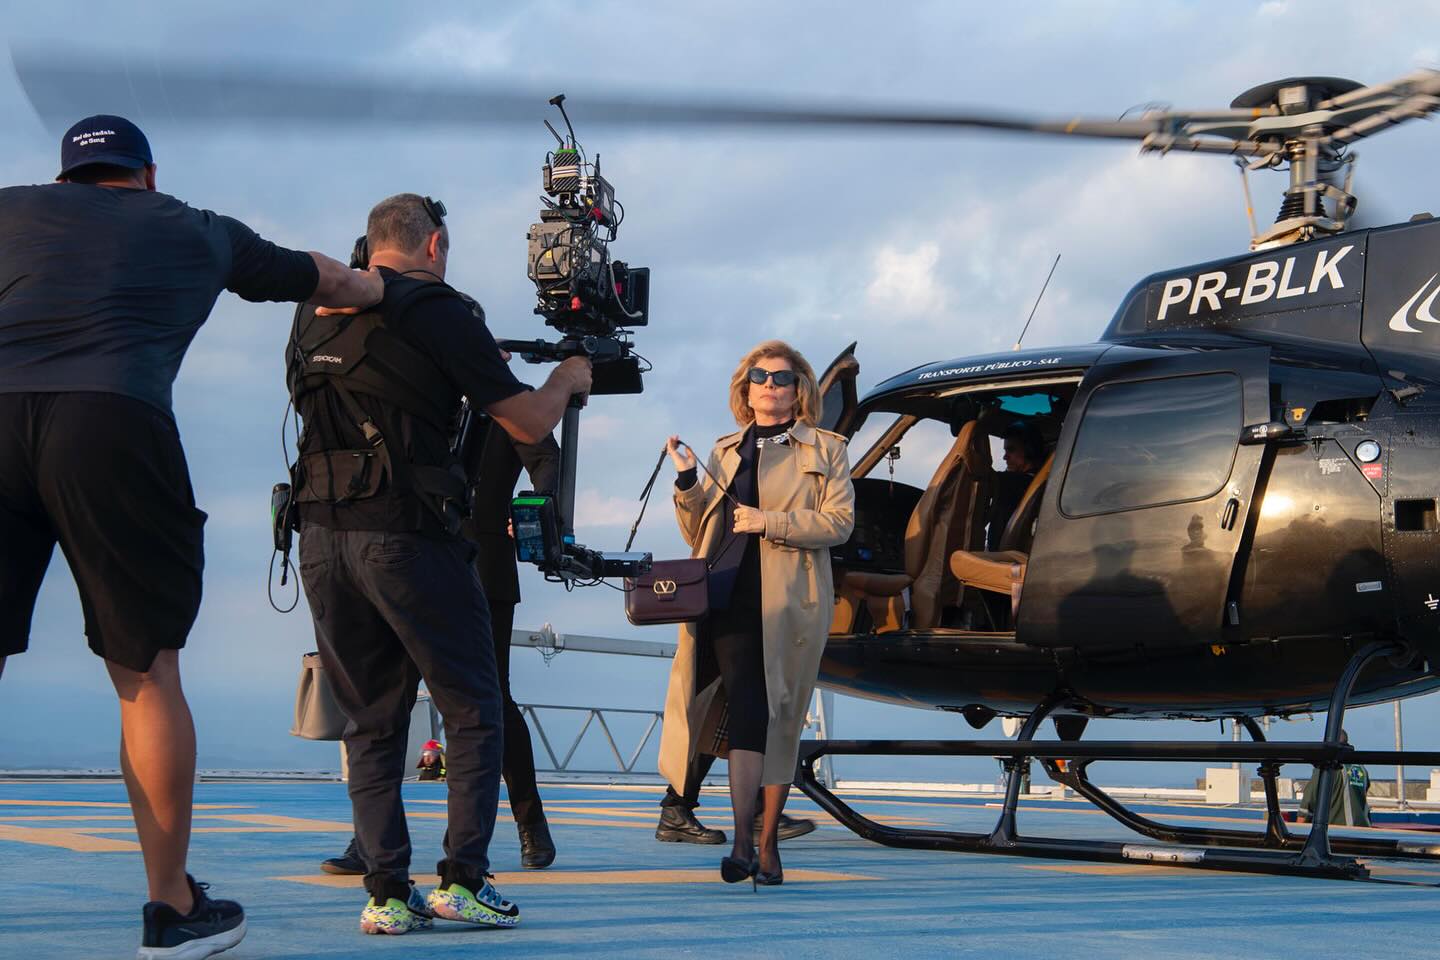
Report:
728,339,823,427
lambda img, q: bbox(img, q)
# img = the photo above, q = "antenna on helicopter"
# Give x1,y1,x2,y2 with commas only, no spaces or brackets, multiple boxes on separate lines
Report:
1235,158,1259,243
1013,253,1060,352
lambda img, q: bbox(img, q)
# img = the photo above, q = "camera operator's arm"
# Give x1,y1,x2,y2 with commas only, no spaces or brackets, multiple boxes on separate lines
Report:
484,358,592,445
410,295,588,444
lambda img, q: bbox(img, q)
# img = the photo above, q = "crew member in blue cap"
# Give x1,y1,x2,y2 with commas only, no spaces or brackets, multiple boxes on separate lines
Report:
0,114,383,960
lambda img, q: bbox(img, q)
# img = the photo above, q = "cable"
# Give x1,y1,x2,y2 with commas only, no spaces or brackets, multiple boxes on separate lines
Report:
604,257,645,321
267,549,299,613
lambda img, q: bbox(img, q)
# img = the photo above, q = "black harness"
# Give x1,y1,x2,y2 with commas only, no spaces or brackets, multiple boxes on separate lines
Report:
286,276,470,534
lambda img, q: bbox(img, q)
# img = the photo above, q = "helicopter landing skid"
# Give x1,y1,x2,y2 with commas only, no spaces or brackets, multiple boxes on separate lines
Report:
795,642,1440,882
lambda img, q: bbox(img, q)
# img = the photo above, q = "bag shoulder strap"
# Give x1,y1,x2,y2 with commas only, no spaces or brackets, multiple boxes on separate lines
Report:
624,440,742,566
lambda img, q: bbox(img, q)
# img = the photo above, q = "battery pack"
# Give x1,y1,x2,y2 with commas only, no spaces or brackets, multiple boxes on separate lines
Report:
511,493,562,567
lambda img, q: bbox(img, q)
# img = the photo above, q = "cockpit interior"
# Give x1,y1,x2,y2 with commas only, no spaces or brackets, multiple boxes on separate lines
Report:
830,378,1080,636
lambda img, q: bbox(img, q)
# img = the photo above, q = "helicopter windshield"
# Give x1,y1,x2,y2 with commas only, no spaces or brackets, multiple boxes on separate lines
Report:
995,393,1053,417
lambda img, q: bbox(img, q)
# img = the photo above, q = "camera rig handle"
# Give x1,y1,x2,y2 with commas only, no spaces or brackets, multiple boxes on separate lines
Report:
557,393,585,540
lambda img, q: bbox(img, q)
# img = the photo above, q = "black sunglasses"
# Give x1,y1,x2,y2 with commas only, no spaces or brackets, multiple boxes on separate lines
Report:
747,367,798,387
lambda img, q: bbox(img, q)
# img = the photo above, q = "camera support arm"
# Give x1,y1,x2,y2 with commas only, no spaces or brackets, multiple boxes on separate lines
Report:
557,394,583,540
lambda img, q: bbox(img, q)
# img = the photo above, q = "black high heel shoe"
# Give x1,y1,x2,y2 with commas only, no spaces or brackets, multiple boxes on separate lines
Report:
720,855,759,890
756,850,783,886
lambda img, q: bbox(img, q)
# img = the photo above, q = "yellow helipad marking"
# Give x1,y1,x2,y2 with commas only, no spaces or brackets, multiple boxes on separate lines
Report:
409,812,655,830
981,802,1438,838
983,802,1271,829
277,867,878,888
410,809,935,830
0,815,140,822
1023,863,1195,877
81,813,356,836
0,823,141,852
1363,864,1440,878
413,797,665,805
0,799,246,809
525,783,677,795
511,806,669,820
208,813,356,831
833,796,999,808
0,814,274,823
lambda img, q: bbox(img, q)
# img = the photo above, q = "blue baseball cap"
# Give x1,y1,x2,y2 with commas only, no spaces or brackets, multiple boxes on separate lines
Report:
58,114,153,178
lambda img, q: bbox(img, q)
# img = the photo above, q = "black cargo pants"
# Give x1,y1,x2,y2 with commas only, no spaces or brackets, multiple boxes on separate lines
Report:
299,524,503,897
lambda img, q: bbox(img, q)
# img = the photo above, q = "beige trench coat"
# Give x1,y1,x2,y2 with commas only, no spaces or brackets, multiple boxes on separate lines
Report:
658,422,855,788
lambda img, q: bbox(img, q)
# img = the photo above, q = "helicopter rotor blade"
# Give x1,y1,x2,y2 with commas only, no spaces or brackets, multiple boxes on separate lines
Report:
1319,68,1440,113
11,47,1227,148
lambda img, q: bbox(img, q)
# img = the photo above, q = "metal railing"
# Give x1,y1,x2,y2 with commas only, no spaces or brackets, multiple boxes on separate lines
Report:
519,703,663,775
412,627,837,781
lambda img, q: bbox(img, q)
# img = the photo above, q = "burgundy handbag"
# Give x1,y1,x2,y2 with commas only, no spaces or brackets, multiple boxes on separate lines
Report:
625,557,711,625
623,442,740,626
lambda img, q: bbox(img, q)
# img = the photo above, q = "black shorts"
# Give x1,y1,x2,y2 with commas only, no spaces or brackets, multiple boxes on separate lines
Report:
0,392,206,672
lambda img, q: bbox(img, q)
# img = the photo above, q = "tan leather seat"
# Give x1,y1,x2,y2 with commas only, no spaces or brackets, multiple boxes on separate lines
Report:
831,573,907,634
948,550,1028,595
837,421,994,632
948,453,1053,615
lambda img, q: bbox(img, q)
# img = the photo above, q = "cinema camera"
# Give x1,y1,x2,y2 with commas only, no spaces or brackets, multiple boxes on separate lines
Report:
498,95,653,584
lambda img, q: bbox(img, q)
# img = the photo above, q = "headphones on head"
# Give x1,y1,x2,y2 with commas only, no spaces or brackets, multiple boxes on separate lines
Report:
422,196,447,227
347,196,448,270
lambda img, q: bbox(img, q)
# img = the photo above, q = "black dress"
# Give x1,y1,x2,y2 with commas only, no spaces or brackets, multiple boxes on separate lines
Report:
679,420,794,754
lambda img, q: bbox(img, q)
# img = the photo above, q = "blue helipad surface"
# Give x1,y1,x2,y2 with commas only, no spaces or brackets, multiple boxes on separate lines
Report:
4,778,1438,959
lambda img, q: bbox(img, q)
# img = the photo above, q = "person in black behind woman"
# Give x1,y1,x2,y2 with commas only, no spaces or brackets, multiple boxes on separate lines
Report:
0,114,382,960
460,412,561,868
655,751,816,845
985,420,1044,551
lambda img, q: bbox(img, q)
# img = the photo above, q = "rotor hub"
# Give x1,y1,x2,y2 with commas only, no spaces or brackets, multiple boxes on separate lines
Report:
1230,76,1366,114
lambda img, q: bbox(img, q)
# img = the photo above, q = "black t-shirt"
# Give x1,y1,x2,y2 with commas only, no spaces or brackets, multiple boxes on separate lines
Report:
459,417,560,604
0,183,319,415
987,469,1035,551
297,268,527,537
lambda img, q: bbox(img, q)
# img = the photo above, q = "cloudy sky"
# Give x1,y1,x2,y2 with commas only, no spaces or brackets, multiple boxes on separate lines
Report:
3,1,1439,785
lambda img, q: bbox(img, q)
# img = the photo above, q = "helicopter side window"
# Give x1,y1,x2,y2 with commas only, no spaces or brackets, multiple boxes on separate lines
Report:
1060,373,1241,517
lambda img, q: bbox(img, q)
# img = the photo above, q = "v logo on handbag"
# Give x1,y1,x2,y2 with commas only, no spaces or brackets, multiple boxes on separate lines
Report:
622,441,743,626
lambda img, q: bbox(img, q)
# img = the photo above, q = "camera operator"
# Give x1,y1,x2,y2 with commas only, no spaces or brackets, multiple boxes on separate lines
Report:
0,114,381,960
321,414,562,875
290,193,589,936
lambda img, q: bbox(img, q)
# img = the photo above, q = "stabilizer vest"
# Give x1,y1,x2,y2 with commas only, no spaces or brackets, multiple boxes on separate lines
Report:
286,276,470,533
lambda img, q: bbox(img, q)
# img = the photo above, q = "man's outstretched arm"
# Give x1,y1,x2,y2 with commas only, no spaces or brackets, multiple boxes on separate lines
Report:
308,253,383,308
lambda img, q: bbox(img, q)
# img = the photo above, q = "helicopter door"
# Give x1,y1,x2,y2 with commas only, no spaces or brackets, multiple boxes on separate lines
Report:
816,342,860,436
1018,347,1270,651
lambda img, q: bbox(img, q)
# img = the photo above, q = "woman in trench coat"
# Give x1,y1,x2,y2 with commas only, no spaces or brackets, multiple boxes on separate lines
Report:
659,339,854,885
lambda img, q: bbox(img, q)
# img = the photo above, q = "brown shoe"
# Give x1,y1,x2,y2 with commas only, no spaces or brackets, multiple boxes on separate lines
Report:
753,813,816,843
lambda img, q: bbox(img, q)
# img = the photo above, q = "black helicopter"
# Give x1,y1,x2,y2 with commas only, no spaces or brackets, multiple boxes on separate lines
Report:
16,54,1440,880
795,73,1440,881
